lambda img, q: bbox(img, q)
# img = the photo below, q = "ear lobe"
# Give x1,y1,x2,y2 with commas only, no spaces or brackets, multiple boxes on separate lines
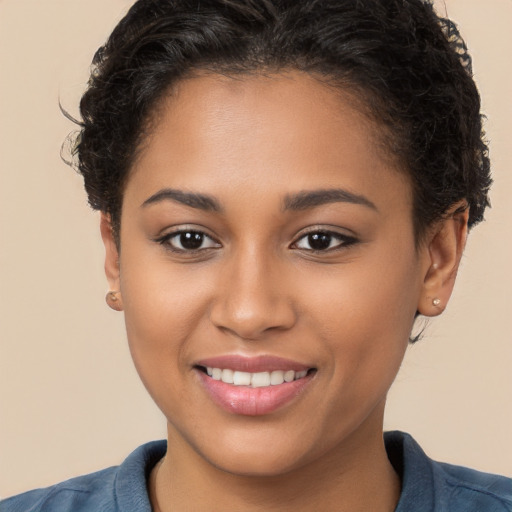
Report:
418,202,469,317
100,213,123,310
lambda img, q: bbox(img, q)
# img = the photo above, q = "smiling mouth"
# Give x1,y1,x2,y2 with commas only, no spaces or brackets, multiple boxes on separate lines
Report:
196,366,317,387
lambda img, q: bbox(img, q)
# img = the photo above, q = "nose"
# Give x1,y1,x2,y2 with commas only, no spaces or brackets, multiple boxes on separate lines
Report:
209,249,297,341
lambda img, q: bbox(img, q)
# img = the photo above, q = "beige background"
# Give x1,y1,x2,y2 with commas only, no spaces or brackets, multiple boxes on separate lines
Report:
1,0,511,498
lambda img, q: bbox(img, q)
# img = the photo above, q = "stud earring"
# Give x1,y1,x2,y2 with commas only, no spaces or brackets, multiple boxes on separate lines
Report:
432,298,441,307
107,291,118,302
106,291,122,311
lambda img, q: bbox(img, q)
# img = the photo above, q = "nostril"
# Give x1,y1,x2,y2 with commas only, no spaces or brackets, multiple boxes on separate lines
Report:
209,285,297,341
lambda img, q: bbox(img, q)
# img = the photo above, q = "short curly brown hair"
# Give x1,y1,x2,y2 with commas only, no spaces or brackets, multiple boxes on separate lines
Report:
69,0,491,245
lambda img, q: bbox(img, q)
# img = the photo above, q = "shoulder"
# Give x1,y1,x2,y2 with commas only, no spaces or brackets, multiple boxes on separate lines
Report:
0,467,117,512
438,461,512,511
0,440,167,512
385,431,512,512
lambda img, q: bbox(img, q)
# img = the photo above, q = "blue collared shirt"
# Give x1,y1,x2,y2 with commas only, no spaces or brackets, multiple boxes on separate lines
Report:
2,432,511,511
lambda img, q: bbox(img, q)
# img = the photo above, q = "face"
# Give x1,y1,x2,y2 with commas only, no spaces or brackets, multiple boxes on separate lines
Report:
104,71,436,476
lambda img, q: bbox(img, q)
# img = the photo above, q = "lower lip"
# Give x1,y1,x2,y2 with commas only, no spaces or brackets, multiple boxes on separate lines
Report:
196,370,314,416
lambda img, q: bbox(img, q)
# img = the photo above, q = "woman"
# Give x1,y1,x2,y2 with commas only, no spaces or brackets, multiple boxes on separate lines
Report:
2,0,511,510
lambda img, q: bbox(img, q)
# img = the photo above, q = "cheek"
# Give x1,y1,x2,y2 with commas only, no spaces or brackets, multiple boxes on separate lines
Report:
302,248,419,330
121,238,212,327
300,249,420,391
118,251,212,388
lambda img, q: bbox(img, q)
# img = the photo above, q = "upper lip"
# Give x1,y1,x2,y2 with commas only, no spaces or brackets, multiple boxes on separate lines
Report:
194,355,313,373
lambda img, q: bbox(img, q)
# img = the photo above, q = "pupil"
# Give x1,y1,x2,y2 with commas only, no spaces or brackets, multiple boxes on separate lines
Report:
180,232,203,250
308,233,331,250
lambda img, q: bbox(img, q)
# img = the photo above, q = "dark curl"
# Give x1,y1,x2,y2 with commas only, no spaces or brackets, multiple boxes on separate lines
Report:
70,0,491,243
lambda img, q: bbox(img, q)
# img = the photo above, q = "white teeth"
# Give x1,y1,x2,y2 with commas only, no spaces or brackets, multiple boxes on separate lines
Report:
204,367,310,387
233,371,252,386
284,370,295,383
270,370,285,385
251,372,271,388
221,369,234,384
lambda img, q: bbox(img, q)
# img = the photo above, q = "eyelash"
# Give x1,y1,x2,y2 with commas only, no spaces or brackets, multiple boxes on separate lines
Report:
155,228,358,255
292,230,358,253
155,229,221,253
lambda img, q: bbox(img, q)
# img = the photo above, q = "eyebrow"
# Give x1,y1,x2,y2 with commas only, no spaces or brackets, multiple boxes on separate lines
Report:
141,188,222,212
141,187,376,213
283,188,377,212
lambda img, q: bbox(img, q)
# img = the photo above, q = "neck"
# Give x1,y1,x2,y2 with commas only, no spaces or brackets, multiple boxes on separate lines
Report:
150,417,400,512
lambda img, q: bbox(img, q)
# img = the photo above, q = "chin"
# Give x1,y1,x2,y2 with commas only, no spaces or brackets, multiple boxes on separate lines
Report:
180,420,327,478
205,449,307,478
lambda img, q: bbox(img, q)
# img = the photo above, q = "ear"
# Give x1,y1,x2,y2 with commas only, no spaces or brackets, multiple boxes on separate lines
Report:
100,213,123,311
418,201,469,317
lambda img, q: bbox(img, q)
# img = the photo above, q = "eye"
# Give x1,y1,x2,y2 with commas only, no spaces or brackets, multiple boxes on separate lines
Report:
158,230,221,252
293,230,357,252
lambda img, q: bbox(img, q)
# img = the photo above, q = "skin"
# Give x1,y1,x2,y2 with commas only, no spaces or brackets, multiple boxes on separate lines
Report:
101,71,468,511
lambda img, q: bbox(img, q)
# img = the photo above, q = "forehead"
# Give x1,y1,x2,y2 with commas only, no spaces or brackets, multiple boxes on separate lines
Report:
128,70,411,211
